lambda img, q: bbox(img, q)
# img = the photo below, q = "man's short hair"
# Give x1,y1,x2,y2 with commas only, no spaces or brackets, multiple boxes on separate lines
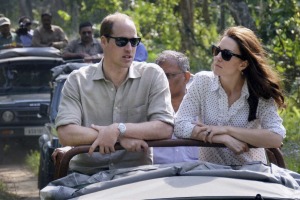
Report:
79,21,93,31
41,12,52,18
100,12,132,37
155,50,190,72
18,16,31,26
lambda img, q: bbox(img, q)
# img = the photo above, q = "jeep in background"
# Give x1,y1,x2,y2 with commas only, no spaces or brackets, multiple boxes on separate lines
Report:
38,62,88,189
0,47,64,161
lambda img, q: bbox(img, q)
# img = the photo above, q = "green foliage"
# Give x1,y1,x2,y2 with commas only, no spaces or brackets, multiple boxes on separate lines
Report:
125,0,182,58
254,0,300,93
57,10,71,21
279,95,300,172
25,150,40,176
0,181,18,200
280,97,300,141
0,181,7,192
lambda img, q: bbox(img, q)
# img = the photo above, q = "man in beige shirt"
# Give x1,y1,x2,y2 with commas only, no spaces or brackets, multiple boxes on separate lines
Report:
62,21,103,63
31,12,68,50
55,12,174,174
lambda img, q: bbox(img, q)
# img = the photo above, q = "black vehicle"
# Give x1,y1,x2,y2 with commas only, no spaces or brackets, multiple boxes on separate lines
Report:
38,62,88,189
0,47,64,159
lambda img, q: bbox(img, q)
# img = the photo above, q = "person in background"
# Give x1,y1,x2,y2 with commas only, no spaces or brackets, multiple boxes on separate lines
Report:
154,50,199,164
55,12,174,175
31,12,68,50
174,26,285,166
0,17,22,49
62,21,103,63
134,41,148,61
16,16,33,47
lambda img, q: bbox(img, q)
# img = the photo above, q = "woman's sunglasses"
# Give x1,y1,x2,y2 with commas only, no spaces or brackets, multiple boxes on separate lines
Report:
211,45,245,61
105,35,141,47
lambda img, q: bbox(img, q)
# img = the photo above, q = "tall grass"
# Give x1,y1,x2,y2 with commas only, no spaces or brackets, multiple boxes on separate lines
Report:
0,181,18,200
25,150,40,176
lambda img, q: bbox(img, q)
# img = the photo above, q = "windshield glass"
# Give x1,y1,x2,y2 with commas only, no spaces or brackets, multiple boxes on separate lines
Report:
0,63,53,95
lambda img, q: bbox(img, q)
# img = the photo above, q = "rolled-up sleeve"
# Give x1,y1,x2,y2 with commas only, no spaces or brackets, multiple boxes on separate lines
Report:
174,74,204,138
257,98,286,138
55,71,82,128
133,63,174,126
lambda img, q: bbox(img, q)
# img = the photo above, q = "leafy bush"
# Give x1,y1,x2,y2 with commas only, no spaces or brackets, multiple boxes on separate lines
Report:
280,96,300,172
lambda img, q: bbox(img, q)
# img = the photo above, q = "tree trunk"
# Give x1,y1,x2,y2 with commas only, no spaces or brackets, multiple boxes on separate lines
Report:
70,0,79,39
19,0,33,20
202,0,211,26
226,0,257,32
179,0,194,53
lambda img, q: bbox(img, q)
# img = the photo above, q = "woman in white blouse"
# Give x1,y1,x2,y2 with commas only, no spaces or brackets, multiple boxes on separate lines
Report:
174,26,286,166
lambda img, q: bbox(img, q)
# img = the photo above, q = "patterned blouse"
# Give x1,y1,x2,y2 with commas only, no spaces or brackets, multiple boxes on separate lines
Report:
174,71,286,166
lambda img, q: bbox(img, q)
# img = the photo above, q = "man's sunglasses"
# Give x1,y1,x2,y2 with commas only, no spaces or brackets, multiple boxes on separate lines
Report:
211,45,246,61
105,35,141,47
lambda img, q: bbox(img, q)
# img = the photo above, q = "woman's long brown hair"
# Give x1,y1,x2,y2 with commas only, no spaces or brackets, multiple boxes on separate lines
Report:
222,26,285,121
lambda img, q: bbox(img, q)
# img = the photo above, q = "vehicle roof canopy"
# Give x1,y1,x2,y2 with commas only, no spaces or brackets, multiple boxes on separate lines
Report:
0,47,62,59
51,62,89,81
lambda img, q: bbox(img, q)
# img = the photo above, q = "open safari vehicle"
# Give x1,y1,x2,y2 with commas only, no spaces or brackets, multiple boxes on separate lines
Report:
40,139,300,200
38,63,300,200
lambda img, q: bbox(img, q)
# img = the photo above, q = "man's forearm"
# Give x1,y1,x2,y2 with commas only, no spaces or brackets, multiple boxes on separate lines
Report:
57,124,98,146
123,121,173,140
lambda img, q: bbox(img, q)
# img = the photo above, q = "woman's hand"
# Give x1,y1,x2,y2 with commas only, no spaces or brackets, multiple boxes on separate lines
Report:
205,125,228,143
216,134,249,155
191,122,209,141
119,137,148,152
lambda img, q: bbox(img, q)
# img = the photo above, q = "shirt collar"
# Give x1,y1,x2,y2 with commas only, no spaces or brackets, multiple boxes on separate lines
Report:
41,25,54,32
211,74,249,99
78,38,97,45
92,60,142,81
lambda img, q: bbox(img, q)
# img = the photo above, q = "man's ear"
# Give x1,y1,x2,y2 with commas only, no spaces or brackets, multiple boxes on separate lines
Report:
100,36,107,47
184,71,191,84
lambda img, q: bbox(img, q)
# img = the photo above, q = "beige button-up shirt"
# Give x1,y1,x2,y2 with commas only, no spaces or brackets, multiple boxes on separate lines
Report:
62,38,103,56
32,25,68,49
56,60,174,174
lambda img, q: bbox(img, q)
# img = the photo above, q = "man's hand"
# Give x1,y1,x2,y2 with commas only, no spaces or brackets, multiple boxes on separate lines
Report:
89,123,119,155
51,146,73,165
119,137,148,152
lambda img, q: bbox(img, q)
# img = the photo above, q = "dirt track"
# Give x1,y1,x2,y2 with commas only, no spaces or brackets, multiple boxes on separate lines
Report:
0,164,39,199
0,138,39,199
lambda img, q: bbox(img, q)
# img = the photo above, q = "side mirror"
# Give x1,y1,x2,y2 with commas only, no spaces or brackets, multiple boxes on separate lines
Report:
39,103,49,118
